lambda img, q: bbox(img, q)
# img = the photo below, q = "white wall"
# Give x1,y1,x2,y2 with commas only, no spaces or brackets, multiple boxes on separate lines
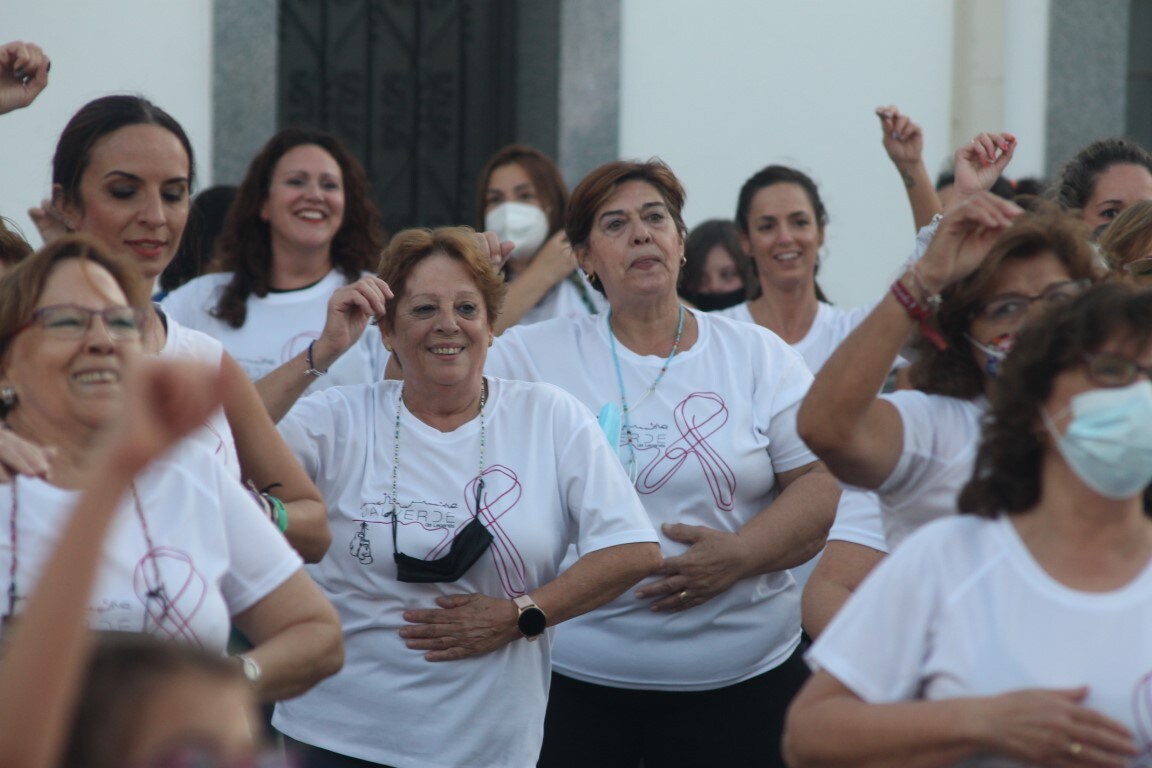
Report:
0,1,213,246
618,0,1043,308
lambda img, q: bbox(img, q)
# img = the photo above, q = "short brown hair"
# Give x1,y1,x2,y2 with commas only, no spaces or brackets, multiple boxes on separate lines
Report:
1098,199,1152,271
909,210,1101,399
475,145,569,236
565,159,687,295
958,281,1152,517
376,226,506,330
0,234,149,366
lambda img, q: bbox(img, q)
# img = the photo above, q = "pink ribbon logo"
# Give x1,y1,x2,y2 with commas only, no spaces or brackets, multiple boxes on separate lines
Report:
637,392,735,510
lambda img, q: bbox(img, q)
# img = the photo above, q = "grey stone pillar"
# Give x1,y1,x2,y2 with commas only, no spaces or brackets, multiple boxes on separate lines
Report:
212,0,279,186
1045,0,1130,177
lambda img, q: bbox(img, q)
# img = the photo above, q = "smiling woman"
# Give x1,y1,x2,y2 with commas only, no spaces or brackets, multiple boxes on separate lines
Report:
162,128,391,419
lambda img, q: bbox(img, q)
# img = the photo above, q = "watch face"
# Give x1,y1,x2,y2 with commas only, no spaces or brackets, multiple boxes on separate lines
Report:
518,607,547,637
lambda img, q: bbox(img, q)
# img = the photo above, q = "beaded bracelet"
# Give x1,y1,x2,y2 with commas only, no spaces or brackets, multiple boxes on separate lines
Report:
907,263,943,309
266,494,288,532
305,340,328,378
890,278,948,350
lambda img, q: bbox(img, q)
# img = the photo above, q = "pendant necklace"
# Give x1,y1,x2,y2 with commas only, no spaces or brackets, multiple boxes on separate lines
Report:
607,304,685,482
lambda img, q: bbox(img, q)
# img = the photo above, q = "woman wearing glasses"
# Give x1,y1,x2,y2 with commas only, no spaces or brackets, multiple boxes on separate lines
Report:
787,281,1152,766
799,197,1101,552
0,236,342,701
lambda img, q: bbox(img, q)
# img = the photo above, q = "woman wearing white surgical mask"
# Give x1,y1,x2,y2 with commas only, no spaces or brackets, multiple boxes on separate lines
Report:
787,281,1152,767
477,145,607,332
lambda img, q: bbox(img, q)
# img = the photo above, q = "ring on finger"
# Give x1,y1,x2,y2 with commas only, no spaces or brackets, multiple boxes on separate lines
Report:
678,590,689,603
1068,741,1082,757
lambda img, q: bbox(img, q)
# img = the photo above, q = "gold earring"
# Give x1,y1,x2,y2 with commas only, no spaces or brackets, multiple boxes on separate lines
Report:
384,344,392,352
680,254,687,267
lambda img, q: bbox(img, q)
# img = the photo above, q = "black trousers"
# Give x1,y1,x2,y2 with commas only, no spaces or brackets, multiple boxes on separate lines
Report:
537,644,809,768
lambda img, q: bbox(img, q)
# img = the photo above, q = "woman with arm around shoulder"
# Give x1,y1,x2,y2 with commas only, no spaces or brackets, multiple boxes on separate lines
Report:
272,226,660,768
35,95,330,561
161,128,393,422
786,281,1152,767
483,158,840,767
0,236,341,705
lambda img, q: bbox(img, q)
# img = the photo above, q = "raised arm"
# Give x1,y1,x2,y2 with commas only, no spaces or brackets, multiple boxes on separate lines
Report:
221,352,331,562
797,192,1021,489
877,105,942,231
254,275,391,423
494,230,578,334
0,360,222,768
0,41,50,116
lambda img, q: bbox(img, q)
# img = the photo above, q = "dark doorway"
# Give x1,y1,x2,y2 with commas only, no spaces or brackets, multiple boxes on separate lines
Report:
279,0,555,234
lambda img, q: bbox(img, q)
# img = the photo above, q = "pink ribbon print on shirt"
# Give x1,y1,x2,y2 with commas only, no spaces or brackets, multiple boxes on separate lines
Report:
133,546,206,646
635,392,736,510
351,466,529,597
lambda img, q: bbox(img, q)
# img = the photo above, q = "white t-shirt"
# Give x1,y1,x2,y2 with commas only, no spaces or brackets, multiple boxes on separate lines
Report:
808,514,1152,767
159,309,241,480
273,377,657,768
161,270,389,393
879,391,987,549
714,300,873,373
714,300,891,571
485,310,818,691
517,270,608,326
0,440,302,651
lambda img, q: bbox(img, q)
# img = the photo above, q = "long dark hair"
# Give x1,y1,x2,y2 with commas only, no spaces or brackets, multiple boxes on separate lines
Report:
735,164,830,303
213,128,385,328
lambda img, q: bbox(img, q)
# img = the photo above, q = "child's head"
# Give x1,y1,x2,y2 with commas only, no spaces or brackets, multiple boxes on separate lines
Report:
62,632,260,768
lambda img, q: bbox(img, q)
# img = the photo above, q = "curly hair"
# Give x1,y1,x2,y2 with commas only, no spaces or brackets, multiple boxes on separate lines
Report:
213,128,386,328
958,281,1152,517
474,144,569,237
1051,137,1152,213
908,210,1101,399
734,164,831,303
376,226,506,335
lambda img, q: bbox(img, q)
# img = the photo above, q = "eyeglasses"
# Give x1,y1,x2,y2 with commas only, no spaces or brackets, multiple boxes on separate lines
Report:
1083,353,1152,388
1121,257,1152,280
972,280,1090,324
18,304,147,341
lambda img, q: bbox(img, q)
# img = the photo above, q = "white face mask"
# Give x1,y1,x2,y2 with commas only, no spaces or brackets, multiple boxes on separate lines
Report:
485,202,549,261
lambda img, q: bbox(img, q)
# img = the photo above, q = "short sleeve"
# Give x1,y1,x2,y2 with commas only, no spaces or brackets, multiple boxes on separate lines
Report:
827,487,887,552
216,465,304,616
805,524,945,702
550,391,659,556
278,388,353,491
756,333,817,473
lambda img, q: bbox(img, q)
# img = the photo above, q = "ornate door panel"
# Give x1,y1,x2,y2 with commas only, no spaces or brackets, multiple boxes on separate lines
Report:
280,0,518,234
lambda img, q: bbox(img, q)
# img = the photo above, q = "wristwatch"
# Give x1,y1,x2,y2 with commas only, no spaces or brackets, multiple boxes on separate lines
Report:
237,653,262,685
513,594,547,641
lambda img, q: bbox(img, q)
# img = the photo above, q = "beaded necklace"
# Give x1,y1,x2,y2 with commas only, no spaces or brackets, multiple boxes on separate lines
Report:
4,480,170,631
391,379,487,547
607,304,685,482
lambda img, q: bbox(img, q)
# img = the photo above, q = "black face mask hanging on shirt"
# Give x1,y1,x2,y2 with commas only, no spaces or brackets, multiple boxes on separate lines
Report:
392,480,494,583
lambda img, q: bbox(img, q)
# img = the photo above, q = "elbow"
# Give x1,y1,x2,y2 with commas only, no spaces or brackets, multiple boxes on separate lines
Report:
782,706,828,768
298,525,333,565
796,396,848,464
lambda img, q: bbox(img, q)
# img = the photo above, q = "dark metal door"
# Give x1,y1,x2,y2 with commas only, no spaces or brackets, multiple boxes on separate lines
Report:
279,0,519,234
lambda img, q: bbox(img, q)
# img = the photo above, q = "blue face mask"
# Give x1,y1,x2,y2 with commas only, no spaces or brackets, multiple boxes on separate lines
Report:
1042,380,1152,499
967,332,1015,378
